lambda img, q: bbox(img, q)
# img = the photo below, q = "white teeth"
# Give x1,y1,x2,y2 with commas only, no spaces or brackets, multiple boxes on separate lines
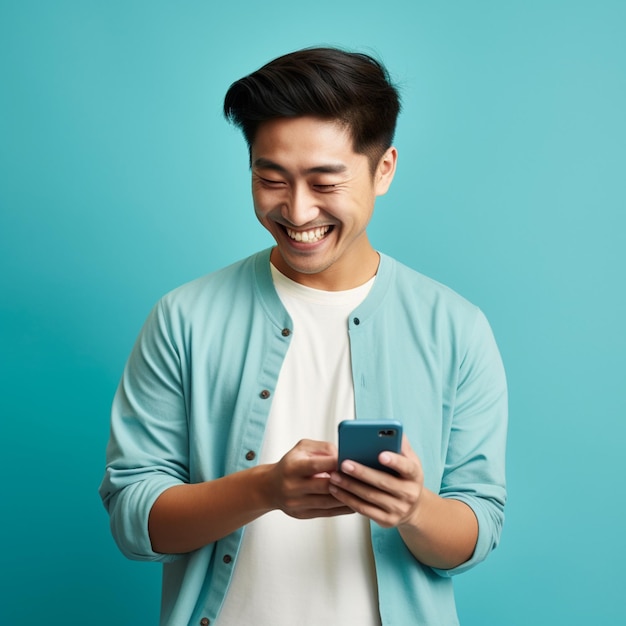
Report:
286,226,330,243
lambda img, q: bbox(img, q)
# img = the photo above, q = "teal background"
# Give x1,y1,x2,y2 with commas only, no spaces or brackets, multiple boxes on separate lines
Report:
1,1,624,624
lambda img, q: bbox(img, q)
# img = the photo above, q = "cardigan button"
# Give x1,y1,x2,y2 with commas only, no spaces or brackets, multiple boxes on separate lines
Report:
200,618,210,626
281,328,291,337
223,554,233,564
353,317,360,325
245,450,256,461
260,389,271,399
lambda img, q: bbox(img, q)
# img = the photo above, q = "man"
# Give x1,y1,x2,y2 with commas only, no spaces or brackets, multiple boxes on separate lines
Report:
100,47,507,625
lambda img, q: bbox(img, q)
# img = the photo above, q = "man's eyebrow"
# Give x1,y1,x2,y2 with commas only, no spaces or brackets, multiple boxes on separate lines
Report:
252,158,288,173
252,157,347,175
306,164,347,175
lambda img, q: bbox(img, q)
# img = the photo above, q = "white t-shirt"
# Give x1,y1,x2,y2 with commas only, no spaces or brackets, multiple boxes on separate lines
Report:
217,265,381,625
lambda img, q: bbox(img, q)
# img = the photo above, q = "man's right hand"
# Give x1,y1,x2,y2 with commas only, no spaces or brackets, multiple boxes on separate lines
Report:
266,439,355,519
149,439,352,555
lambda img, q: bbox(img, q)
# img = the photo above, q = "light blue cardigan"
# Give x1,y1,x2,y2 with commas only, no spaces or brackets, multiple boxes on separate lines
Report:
100,248,507,625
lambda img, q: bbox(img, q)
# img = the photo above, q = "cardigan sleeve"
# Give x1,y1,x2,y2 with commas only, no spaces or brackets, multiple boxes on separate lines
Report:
433,308,508,577
99,298,189,562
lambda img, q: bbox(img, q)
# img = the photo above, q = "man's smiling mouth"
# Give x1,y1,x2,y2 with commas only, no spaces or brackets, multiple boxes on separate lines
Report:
285,225,331,243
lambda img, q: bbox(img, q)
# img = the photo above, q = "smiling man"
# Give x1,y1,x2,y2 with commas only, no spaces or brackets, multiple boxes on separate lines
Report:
251,115,394,289
100,47,508,626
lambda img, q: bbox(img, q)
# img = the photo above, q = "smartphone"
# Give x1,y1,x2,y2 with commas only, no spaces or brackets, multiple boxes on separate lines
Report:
338,420,403,474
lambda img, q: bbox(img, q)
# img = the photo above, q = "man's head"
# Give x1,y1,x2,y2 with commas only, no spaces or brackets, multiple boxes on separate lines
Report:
223,47,400,290
223,47,401,172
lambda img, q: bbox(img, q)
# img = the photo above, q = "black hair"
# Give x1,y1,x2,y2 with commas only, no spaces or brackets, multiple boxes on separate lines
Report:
223,47,401,169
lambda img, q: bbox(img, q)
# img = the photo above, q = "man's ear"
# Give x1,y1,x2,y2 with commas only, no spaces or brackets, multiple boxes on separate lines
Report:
375,147,398,196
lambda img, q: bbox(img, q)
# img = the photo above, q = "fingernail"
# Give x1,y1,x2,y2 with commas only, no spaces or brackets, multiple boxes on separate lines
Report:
380,453,391,464
342,461,355,473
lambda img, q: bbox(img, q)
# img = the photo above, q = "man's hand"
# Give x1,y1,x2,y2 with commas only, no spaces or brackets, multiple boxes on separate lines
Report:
268,439,354,519
328,435,424,528
149,439,352,555
328,435,478,569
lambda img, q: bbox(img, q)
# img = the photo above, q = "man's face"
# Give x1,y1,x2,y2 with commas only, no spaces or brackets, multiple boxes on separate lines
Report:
251,116,396,291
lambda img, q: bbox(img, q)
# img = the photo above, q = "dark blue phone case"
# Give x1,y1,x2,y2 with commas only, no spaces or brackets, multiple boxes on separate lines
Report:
337,420,403,474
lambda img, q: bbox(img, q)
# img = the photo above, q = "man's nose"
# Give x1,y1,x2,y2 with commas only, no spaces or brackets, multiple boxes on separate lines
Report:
281,185,320,226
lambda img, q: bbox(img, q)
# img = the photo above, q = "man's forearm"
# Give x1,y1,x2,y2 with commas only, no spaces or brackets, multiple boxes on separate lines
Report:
398,489,478,570
148,464,274,554
148,439,352,555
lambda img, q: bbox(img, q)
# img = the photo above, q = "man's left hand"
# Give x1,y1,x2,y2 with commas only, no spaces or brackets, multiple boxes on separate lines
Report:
328,435,423,529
